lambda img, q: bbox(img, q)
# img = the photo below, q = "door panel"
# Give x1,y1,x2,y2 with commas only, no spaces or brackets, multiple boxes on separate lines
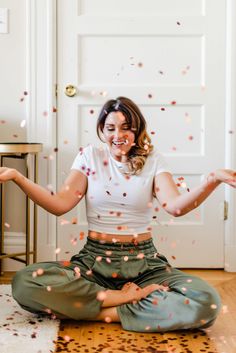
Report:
57,0,226,267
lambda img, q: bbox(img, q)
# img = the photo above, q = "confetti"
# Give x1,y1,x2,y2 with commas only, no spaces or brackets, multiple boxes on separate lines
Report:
71,217,77,224
137,253,145,259
55,248,61,254
97,291,107,301
123,256,129,262
64,335,71,342
104,316,112,323
210,304,218,309
160,107,165,111
188,135,194,140
79,231,85,240
20,119,26,128
36,268,44,276
4,222,10,228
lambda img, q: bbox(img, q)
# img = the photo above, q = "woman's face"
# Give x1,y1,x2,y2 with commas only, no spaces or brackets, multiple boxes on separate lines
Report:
102,111,135,162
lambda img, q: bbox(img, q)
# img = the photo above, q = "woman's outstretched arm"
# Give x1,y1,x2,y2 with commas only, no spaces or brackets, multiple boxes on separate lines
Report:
155,169,236,217
0,167,87,216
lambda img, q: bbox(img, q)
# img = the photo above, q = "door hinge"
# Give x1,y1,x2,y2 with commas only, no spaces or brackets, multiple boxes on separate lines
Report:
55,83,58,97
224,200,228,220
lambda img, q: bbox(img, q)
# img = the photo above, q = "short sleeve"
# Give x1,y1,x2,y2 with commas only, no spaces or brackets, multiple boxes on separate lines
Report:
154,151,172,176
71,146,89,176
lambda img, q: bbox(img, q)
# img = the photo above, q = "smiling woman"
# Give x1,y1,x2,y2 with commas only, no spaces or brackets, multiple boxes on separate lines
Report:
0,96,235,333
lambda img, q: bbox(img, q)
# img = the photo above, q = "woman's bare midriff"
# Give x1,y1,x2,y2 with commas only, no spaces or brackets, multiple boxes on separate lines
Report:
88,230,152,243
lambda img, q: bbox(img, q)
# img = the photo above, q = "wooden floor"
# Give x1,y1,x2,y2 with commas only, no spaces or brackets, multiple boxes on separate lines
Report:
1,270,236,353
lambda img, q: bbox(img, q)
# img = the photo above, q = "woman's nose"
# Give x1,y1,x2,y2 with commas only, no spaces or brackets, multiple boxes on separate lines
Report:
114,129,123,138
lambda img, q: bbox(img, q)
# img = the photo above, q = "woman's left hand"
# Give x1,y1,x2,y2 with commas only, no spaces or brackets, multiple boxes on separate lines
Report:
214,169,236,188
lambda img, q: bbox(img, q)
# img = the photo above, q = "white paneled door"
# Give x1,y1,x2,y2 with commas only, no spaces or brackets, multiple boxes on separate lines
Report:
57,0,226,267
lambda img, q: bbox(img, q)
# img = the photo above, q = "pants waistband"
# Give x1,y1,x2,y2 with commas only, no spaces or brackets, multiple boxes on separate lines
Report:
84,236,157,256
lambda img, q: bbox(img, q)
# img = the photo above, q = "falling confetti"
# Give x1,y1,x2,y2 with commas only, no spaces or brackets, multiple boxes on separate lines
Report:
20,120,26,128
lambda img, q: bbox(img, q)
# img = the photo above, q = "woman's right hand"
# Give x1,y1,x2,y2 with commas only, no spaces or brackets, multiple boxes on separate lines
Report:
121,282,169,303
0,167,17,183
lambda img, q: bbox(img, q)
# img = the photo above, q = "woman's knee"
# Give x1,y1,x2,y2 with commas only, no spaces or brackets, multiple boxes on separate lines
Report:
197,284,221,326
12,267,35,306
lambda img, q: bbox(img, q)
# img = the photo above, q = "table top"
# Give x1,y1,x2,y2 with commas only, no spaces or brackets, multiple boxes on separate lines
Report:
0,143,43,153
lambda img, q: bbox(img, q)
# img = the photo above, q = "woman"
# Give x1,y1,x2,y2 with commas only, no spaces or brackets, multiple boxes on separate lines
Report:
1,97,235,332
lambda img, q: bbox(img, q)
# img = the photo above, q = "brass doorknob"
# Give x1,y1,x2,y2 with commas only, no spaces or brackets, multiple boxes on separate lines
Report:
65,85,77,97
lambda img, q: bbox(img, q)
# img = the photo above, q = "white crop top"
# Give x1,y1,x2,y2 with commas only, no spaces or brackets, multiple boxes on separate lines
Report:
71,144,172,235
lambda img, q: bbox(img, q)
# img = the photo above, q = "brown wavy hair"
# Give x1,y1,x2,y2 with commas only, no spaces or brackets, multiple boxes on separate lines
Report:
96,96,153,175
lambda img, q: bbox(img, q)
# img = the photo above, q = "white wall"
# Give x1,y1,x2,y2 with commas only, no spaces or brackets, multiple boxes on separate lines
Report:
0,0,28,270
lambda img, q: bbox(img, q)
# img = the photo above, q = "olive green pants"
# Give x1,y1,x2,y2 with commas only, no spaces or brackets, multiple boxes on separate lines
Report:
12,238,221,332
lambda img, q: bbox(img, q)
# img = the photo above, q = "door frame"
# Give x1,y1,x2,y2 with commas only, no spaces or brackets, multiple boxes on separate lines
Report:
29,0,236,270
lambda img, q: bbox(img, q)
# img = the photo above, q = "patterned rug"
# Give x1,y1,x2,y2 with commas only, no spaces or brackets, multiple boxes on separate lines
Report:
0,285,60,353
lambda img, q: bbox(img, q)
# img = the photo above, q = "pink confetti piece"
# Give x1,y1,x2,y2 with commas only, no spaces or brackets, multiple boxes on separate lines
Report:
4,222,10,228
97,291,107,301
123,256,129,262
104,316,112,323
64,335,71,342
188,135,194,140
36,268,44,276
137,253,145,259
55,248,61,254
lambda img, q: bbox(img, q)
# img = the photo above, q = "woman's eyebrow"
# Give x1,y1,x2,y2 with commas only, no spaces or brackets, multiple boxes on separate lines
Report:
105,123,129,126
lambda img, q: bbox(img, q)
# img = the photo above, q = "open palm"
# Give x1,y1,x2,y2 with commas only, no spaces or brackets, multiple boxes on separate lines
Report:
216,169,236,188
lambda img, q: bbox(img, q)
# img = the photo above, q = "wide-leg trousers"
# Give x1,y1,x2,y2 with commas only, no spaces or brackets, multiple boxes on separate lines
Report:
12,237,221,332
